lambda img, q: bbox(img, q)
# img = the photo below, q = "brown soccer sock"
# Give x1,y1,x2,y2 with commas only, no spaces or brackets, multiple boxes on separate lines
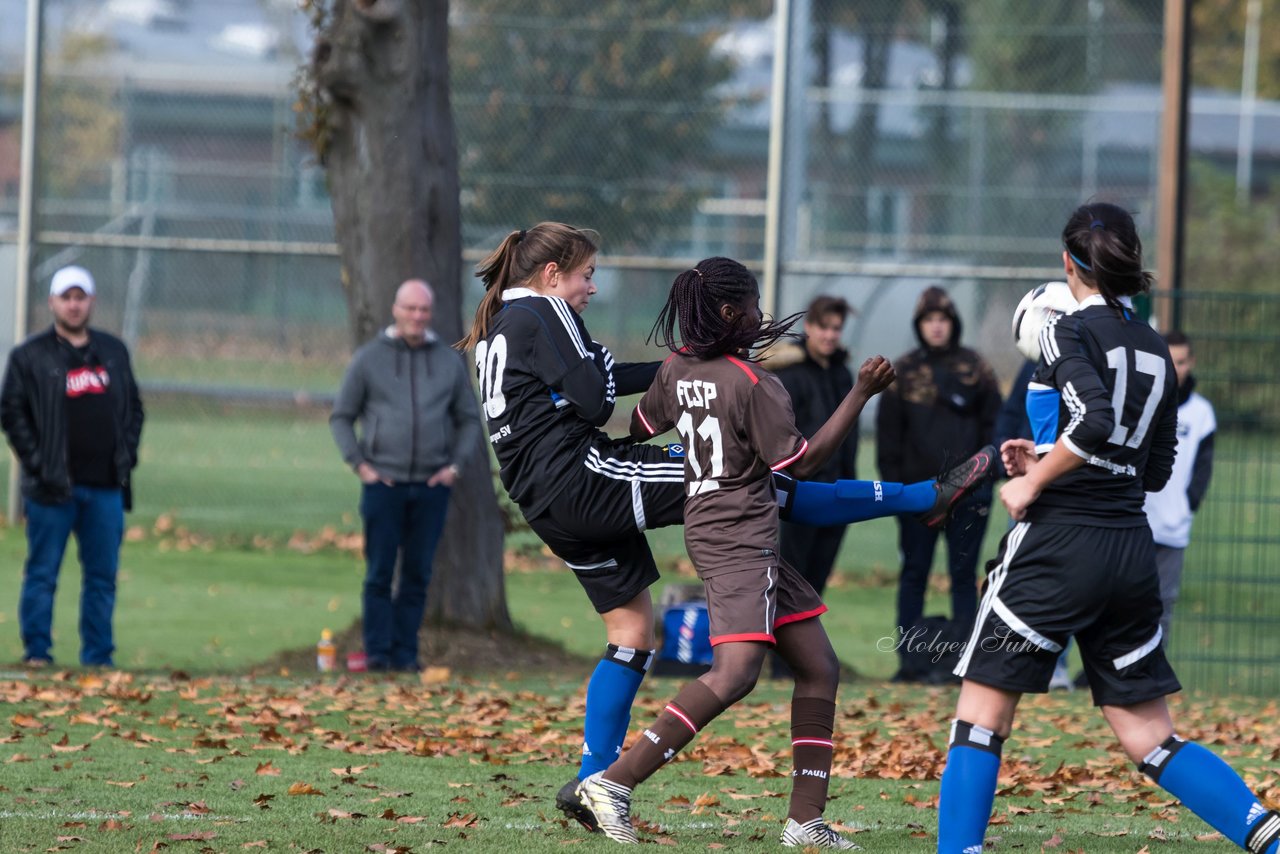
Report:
604,679,727,790
787,697,836,822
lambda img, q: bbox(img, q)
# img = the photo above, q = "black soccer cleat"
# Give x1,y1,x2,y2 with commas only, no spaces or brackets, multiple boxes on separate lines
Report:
918,445,996,529
556,778,601,833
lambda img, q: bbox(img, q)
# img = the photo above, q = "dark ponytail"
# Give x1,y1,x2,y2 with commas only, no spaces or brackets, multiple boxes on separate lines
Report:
1062,202,1153,312
648,256,802,360
458,222,600,350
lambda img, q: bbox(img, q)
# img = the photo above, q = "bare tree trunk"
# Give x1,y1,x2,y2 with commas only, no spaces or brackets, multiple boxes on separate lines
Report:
312,0,510,631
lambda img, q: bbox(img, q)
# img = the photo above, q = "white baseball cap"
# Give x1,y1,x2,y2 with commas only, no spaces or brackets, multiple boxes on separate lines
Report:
50,265,96,297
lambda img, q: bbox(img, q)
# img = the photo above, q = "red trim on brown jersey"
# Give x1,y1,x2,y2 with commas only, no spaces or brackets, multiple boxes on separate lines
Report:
770,437,809,471
724,354,760,385
634,405,658,436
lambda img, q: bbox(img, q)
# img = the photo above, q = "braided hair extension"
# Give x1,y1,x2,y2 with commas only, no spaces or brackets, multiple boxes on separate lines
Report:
1062,202,1153,313
648,256,802,360
458,222,600,350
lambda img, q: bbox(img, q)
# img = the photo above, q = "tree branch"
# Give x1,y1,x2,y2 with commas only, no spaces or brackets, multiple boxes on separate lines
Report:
353,0,402,23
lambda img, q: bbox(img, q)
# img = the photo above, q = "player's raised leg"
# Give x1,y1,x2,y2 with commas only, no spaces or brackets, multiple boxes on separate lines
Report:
776,445,996,530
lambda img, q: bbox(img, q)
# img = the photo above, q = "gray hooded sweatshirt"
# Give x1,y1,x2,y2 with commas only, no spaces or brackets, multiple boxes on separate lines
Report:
330,327,482,483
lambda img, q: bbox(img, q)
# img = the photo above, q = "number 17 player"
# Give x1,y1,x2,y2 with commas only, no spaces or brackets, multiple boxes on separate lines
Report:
937,202,1278,854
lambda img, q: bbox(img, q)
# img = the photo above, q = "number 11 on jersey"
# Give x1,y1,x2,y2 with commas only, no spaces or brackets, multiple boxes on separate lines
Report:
675,379,723,496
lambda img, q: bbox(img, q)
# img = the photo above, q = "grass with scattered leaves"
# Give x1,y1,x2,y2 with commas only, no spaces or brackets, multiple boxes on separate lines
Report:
0,672,1276,853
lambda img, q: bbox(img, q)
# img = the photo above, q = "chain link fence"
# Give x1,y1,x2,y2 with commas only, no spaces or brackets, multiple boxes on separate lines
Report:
1154,290,1280,696
0,0,1276,691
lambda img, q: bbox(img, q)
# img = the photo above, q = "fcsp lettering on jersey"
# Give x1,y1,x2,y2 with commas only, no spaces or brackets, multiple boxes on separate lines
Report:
676,379,718,409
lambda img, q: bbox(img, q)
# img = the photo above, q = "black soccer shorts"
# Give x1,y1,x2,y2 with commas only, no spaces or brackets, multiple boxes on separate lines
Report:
954,521,1182,706
525,439,685,614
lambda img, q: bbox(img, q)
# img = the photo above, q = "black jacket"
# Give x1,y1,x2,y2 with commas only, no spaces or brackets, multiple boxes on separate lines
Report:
771,340,858,482
1,327,144,508
876,343,1001,485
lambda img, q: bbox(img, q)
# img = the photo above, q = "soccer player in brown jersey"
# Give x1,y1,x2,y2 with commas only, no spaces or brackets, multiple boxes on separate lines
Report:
462,224,992,834
577,256,894,848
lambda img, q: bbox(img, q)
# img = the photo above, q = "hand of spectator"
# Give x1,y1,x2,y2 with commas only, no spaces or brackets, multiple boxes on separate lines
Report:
855,355,895,398
356,462,392,485
1000,438,1037,478
427,465,458,488
1000,475,1040,521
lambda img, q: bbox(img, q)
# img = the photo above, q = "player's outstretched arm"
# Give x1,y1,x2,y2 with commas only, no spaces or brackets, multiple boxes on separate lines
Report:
786,355,894,480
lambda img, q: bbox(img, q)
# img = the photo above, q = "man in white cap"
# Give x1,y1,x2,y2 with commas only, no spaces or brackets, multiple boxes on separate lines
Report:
1,265,144,668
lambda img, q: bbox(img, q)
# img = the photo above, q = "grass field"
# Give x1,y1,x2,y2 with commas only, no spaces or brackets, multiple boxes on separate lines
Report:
0,528,364,672
0,670,1275,852
0,402,1276,850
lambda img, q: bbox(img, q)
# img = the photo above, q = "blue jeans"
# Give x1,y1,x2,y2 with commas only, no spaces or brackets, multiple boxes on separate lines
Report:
359,482,451,670
20,486,125,666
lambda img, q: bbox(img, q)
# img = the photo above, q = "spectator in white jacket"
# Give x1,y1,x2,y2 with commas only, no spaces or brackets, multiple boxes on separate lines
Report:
1143,331,1215,647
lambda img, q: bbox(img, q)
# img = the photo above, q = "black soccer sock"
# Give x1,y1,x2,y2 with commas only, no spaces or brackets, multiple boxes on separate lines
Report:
604,679,727,790
787,697,836,823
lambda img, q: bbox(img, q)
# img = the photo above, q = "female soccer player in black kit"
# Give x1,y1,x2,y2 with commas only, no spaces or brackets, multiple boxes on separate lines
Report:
459,222,993,833
937,203,1278,854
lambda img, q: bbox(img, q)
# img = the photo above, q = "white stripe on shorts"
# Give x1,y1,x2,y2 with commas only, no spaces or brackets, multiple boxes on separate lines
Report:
991,596,1063,652
955,521,1029,677
565,558,619,572
1113,626,1163,670
761,566,777,636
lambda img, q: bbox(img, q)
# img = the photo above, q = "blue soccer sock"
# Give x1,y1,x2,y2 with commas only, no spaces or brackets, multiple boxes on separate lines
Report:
1141,735,1280,853
938,720,1004,854
777,476,937,526
579,644,651,781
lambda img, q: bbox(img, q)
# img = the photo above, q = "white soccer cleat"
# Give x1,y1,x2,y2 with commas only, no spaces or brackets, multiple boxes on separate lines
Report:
576,772,637,844
781,816,862,849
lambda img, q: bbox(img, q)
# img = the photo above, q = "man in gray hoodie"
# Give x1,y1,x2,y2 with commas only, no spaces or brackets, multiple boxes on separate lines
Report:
330,279,483,672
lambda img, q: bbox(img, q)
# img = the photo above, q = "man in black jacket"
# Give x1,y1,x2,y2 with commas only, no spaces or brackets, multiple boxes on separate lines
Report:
1,266,144,668
877,286,1000,682
770,295,858,597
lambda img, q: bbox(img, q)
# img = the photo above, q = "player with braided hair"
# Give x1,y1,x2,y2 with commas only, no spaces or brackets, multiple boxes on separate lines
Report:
578,257,892,848
937,202,1279,854
461,225,991,834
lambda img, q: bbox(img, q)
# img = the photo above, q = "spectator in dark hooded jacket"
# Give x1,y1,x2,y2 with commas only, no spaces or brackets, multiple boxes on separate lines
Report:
876,286,1001,682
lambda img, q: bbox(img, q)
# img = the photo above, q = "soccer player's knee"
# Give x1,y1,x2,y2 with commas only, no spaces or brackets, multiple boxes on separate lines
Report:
792,645,839,688
710,669,758,705
949,719,1005,756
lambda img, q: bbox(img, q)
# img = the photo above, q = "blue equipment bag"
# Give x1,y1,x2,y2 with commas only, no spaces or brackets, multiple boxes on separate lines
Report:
659,600,712,665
